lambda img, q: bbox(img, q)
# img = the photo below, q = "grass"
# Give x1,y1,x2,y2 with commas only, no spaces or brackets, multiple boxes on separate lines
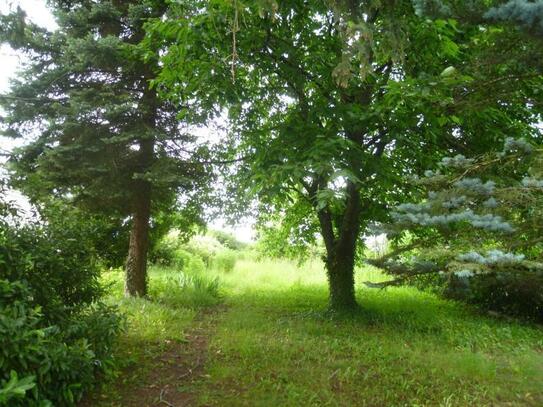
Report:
200,259,543,406
86,265,220,404
91,258,543,406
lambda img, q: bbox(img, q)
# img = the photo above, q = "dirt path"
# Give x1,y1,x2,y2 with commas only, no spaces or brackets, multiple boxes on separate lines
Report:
84,305,225,407
133,305,225,407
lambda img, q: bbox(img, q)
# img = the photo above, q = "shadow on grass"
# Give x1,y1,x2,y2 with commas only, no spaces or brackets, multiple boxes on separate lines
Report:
229,283,542,347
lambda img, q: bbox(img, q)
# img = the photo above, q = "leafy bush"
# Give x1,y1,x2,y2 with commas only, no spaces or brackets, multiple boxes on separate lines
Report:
170,249,204,274
213,250,237,273
149,233,180,266
0,198,123,405
0,208,103,322
184,235,224,266
0,371,36,406
185,252,206,274
209,230,247,251
0,280,123,406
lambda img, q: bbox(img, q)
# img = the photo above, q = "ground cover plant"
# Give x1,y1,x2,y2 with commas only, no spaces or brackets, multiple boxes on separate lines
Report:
87,254,543,406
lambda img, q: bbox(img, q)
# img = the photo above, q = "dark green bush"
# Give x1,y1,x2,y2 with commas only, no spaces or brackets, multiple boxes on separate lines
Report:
0,211,103,322
149,234,179,266
0,280,123,406
442,270,543,321
410,268,543,322
0,200,123,405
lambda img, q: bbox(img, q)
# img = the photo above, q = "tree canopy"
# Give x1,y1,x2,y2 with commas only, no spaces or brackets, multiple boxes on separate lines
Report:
148,0,542,310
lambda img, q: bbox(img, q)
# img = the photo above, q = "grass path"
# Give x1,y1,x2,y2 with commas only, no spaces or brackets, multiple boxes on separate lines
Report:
123,306,224,406
83,304,225,406
85,260,543,406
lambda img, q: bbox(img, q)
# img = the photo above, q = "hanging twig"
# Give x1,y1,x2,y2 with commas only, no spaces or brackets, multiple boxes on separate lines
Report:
231,0,239,82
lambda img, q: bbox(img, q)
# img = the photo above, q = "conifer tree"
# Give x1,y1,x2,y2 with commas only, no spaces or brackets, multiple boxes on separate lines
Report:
0,1,209,297
368,138,543,319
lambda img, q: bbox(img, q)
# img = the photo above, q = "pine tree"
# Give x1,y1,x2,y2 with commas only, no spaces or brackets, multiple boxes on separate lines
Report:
0,1,209,297
485,0,543,36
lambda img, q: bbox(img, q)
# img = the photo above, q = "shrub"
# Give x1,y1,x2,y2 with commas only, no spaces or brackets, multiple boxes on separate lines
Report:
184,235,224,266
185,253,206,274
172,248,193,270
0,209,103,322
0,280,123,406
209,230,247,251
172,249,206,274
213,250,237,273
0,200,123,405
442,269,543,321
149,233,179,266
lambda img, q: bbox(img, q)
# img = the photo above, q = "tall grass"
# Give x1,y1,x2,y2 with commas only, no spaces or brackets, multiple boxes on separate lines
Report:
92,254,543,406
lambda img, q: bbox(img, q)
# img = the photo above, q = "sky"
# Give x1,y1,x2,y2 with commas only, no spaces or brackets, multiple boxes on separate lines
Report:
0,0,255,241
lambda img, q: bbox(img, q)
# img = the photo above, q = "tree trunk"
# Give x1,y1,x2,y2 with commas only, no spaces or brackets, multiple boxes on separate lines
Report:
125,179,152,297
124,75,157,297
318,180,362,312
124,136,154,297
326,252,358,311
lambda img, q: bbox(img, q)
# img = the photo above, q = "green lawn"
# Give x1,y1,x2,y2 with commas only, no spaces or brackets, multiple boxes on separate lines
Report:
91,259,543,406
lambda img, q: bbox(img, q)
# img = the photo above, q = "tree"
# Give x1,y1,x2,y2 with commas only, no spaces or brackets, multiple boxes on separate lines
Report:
149,0,542,311
368,138,543,319
0,1,209,297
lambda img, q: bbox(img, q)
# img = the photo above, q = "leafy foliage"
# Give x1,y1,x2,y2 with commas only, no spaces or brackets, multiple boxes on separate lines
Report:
150,231,242,274
0,279,123,406
149,0,543,309
0,206,103,321
0,191,123,405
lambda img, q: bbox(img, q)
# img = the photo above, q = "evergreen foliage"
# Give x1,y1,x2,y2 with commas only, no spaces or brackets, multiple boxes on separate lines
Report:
370,138,543,320
485,0,543,36
0,1,211,297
